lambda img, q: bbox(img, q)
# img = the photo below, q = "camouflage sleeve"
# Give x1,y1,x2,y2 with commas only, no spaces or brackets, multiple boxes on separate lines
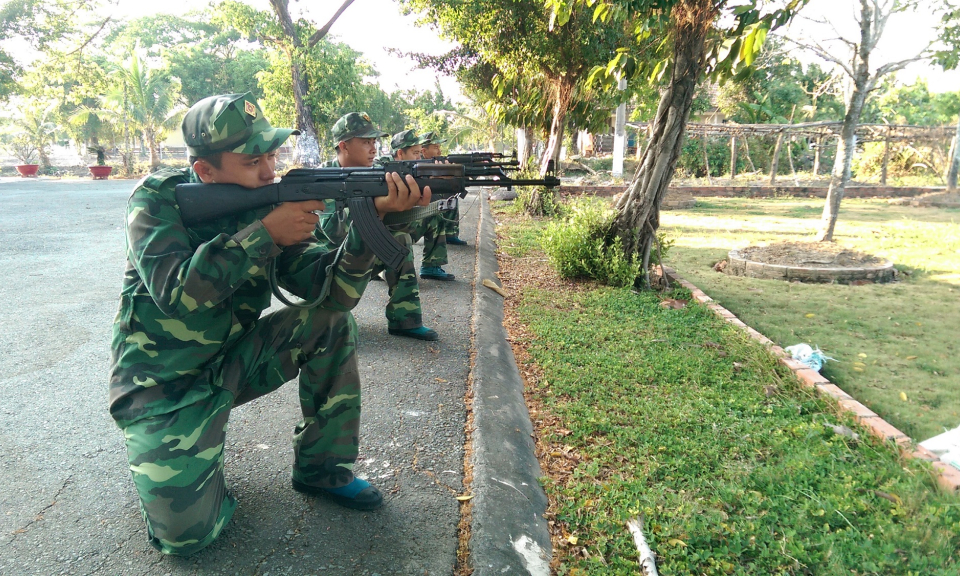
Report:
126,183,281,318
276,215,376,312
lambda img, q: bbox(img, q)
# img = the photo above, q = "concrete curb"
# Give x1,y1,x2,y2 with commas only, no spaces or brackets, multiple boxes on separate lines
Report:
468,193,552,575
663,266,960,493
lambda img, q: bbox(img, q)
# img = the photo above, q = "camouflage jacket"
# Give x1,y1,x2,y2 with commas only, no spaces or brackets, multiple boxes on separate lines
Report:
109,168,375,427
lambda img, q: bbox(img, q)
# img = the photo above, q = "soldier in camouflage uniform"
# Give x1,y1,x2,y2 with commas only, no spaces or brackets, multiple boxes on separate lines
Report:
109,94,427,556
389,129,454,282
419,131,467,247
325,117,442,341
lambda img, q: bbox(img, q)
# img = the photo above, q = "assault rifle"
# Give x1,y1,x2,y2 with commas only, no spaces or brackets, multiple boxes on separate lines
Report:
175,162,559,269
435,152,522,172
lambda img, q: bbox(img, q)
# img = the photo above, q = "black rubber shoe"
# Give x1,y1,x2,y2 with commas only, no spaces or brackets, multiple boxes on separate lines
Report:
292,478,383,511
387,326,439,341
419,266,455,281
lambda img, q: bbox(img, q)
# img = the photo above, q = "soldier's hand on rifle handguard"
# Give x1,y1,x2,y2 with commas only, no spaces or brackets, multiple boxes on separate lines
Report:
373,172,432,217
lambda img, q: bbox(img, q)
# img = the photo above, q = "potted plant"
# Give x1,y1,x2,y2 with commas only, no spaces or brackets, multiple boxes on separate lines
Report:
7,134,40,177
87,145,113,179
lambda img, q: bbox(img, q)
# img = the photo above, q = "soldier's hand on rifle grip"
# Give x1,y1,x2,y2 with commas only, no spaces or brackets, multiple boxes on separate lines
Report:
374,172,432,218
261,200,325,246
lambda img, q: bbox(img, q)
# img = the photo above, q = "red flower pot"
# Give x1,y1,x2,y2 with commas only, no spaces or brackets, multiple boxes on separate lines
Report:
16,164,40,177
89,165,113,179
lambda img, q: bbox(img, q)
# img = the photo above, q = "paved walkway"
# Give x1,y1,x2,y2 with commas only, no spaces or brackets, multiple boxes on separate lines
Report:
0,178,549,575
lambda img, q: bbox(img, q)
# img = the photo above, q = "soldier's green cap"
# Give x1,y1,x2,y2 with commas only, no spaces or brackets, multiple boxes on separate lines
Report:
391,129,421,151
331,112,389,144
182,92,297,158
419,131,447,145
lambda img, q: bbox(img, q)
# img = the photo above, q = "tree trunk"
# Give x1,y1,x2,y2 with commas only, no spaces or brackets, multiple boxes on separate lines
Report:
551,121,564,166
729,135,737,179
270,0,326,167
946,116,959,193
539,77,574,177
817,84,868,241
517,126,534,170
528,122,563,215
612,0,713,283
769,131,784,184
146,128,160,170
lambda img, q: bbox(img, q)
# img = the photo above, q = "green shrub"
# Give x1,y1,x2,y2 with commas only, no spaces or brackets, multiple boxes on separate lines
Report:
540,198,641,287
851,141,942,180
507,168,565,217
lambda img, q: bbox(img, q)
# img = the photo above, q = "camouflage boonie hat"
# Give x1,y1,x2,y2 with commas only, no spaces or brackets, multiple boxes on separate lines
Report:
390,129,421,151
418,131,447,145
182,92,297,157
331,112,388,144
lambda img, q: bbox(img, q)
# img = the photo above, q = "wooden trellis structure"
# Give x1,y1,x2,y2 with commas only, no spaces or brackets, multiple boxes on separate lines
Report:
626,121,956,185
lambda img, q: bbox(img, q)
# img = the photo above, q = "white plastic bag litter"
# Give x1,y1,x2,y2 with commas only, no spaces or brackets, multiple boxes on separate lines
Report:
784,343,833,372
920,425,960,471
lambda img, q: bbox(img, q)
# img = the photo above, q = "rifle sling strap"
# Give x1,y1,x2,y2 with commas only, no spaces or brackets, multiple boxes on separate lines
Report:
268,222,353,309
381,197,459,226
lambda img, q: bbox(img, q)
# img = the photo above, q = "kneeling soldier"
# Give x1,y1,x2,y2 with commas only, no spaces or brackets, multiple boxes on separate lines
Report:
109,94,427,555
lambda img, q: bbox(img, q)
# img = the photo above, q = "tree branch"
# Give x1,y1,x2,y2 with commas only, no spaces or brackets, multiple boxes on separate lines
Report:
65,15,112,57
874,50,930,78
308,0,356,47
786,37,856,78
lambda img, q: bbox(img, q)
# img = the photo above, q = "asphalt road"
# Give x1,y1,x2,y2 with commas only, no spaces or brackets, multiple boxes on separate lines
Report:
0,177,482,575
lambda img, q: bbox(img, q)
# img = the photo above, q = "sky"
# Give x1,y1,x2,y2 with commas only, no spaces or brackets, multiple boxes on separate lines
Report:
11,0,960,101
781,0,960,93
109,0,465,100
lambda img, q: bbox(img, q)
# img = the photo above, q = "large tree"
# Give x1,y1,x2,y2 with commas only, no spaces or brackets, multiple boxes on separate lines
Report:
105,14,271,106
0,0,107,100
217,0,355,166
99,50,184,170
401,0,631,177
549,0,803,285
788,0,955,241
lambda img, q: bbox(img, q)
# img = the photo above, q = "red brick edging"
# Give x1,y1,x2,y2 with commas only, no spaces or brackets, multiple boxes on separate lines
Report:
662,266,960,493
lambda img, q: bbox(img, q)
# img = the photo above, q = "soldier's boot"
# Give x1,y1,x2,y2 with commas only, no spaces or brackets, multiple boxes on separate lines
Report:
292,477,383,511
445,236,468,246
388,325,439,341
419,265,455,281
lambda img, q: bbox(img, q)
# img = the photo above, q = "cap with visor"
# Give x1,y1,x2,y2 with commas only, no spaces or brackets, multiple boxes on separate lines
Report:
418,131,447,146
390,129,421,151
182,92,298,157
331,112,389,144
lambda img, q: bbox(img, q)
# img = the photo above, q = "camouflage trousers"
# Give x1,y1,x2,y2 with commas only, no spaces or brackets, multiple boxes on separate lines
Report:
380,214,447,330
423,206,460,262
121,305,361,556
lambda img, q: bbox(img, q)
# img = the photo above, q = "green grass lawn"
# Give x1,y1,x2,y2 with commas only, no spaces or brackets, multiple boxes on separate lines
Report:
660,198,960,441
494,209,960,575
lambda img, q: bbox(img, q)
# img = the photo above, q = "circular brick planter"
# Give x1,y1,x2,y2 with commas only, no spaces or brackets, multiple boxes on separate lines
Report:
724,248,896,284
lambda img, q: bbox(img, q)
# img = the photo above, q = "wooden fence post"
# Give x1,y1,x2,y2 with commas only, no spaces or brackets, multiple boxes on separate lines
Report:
730,135,737,179
880,125,891,186
769,131,784,185
813,135,822,176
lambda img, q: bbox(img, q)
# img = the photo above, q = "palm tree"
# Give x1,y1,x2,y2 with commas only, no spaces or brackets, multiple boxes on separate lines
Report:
12,102,58,168
107,49,184,170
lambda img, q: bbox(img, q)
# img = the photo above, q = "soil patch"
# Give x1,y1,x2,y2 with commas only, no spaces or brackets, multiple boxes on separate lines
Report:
738,241,886,268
